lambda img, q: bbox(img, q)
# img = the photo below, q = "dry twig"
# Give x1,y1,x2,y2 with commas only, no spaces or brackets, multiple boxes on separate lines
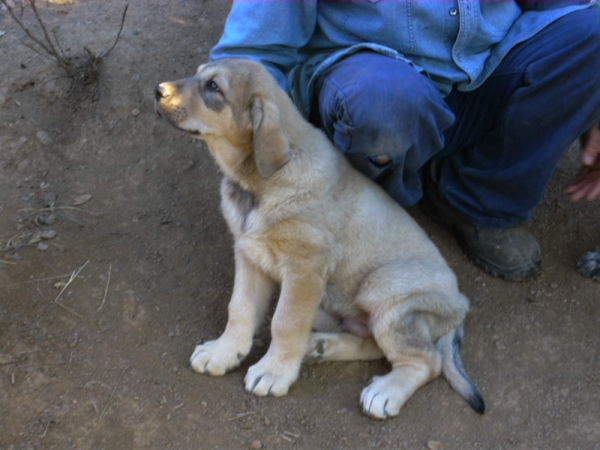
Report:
0,0,129,95
10,272,81,287
18,206,103,216
96,263,112,312
98,367,128,422
228,411,257,421
53,260,89,318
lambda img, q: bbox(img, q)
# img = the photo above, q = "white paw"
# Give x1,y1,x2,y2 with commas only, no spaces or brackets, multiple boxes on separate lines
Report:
244,356,299,397
190,338,247,376
360,374,406,419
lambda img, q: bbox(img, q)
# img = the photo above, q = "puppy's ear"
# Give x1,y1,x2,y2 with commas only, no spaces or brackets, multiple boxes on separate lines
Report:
250,97,291,179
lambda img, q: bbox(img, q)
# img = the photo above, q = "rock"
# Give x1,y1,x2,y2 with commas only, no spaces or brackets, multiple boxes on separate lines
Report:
132,108,141,116
73,194,92,206
37,213,57,226
428,441,444,450
40,77,62,98
0,353,14,365
0,88,9,106
36,130,52,146
37,242,49,251
40,230,57,240
17,159,29,173
43,192,57,206
250,440,262,449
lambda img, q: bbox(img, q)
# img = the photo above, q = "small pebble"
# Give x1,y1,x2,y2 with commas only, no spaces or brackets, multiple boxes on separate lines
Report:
17,160,29,173
250,440,262,449
0,87,8,106
73,194,92,206
37,242,49,251
495,341,506,350
36,130,52,146
40,230,57,240
43,192,57,206
550,283,559,289
37,213,57,226
0,354,14,365
132,108,141,117
428,441,444,450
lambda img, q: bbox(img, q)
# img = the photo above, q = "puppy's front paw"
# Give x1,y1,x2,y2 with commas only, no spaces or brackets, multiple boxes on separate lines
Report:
244,356,299,397
360,375,406,419
190,338,248,376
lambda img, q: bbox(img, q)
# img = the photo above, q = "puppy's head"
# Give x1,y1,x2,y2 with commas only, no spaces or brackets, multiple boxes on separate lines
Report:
155,58,291,178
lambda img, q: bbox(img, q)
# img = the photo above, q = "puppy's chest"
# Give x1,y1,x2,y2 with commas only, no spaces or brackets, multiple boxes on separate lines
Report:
220,178,260,235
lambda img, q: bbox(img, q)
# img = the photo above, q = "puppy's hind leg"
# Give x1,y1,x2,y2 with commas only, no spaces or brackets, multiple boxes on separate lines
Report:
360,311,442,419
304,332,384,363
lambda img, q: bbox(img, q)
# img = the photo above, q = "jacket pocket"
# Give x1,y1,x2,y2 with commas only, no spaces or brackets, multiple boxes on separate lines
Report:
342,0,415,53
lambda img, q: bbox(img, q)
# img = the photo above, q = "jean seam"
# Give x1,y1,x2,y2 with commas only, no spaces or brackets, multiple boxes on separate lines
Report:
320,77,356,155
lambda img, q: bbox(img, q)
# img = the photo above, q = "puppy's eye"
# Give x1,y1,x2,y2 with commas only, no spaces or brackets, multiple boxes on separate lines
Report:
206,80,220,93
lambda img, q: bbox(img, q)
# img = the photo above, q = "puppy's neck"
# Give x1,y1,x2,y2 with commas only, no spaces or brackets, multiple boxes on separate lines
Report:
202,136,259,192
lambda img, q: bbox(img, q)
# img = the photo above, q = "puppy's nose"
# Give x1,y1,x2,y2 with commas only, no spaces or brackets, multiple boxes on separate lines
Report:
155,84,168,101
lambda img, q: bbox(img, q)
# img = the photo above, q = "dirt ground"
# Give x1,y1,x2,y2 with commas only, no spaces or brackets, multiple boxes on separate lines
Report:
0,1,599,449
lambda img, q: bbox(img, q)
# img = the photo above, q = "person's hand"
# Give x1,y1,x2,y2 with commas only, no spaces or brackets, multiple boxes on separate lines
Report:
566,124,600,202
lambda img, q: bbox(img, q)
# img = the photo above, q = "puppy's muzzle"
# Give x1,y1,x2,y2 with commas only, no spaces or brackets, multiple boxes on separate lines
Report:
154,83,173,119
155,84,169,102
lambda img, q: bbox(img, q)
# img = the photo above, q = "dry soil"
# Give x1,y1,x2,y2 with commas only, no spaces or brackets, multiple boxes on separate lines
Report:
0,1,599,449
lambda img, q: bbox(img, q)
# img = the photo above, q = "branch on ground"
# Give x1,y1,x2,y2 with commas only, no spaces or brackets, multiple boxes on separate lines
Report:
0,0,128,95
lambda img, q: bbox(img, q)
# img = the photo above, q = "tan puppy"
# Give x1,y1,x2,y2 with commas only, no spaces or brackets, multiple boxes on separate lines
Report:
155,58,484,419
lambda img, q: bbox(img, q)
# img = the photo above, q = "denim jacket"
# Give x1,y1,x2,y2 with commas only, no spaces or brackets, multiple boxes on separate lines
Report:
211,0,594,118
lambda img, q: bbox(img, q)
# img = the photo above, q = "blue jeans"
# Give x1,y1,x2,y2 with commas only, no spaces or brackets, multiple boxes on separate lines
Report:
311,9,600,228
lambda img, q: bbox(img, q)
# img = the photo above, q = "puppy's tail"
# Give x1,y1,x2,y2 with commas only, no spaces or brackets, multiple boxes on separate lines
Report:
436,327,485,414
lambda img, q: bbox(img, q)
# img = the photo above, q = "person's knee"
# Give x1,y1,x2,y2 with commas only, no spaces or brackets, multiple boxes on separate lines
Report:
549,9,600,110
317,64,451,160
314,53,454,196
560,9,600,69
